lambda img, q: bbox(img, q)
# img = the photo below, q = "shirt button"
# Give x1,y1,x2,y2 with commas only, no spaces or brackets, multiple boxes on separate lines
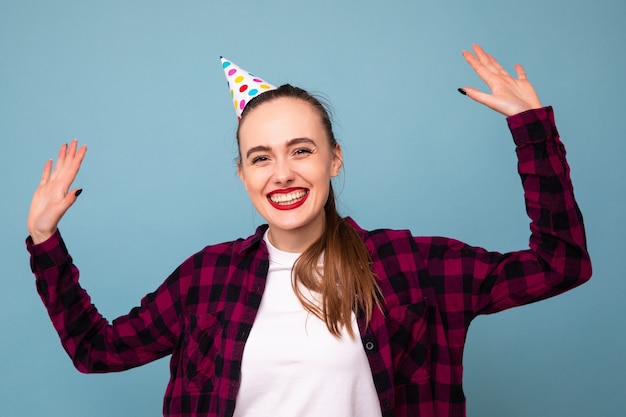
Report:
382,399,391,409
365,340,376,351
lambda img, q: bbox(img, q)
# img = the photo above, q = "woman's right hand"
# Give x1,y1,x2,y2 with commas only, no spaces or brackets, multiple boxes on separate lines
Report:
460,44,543,117
27,139,87,244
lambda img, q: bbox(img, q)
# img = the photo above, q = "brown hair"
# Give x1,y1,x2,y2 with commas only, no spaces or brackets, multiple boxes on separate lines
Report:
237,84,381,338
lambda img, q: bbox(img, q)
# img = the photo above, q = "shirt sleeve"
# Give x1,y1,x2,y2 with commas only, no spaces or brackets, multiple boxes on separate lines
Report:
415,106,592,319
26,230,186,373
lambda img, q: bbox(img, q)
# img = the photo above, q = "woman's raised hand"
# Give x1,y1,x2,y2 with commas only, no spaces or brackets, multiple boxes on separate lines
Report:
27,139,87,244
460,44,543,117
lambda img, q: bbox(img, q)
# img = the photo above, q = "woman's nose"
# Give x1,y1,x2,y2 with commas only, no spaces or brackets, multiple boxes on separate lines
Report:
273,159,295,184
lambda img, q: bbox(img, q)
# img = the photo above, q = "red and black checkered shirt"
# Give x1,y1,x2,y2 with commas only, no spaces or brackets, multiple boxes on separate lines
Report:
27,106,591,416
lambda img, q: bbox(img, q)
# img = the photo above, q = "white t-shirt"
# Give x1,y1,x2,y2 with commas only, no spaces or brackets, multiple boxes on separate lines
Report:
232,231,382,417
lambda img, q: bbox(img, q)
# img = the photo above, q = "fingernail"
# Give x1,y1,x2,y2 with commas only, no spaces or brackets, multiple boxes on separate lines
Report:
75,189,83,197
457,88,467,96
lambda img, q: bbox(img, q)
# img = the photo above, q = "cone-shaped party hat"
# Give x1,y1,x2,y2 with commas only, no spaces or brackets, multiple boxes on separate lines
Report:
221,57,277,121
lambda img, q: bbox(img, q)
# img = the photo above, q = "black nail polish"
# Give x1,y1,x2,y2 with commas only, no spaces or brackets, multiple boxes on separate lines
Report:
457,88,467,96
75,189,83,197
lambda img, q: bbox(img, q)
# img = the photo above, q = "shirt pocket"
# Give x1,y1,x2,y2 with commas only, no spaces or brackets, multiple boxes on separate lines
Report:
183,313,223,393
387,300,430,384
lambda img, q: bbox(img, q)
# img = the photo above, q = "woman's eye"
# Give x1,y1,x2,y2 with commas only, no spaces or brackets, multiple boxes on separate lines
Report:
294,148,313,156
251,156,269,164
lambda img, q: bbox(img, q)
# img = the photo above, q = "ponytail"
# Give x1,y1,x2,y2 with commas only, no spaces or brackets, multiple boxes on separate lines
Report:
292,183,381,338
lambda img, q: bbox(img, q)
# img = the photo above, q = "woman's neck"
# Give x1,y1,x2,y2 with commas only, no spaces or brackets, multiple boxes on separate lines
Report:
266,216,325,253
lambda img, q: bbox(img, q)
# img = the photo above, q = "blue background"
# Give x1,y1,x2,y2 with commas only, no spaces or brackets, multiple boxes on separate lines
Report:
1,1,624,416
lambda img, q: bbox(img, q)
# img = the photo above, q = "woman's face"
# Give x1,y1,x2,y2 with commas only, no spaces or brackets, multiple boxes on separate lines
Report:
237,97,342,251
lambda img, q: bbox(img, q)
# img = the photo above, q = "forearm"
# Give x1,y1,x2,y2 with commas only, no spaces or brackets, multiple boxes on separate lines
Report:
479,106,594,310
510,106,590,276
26,231,176,372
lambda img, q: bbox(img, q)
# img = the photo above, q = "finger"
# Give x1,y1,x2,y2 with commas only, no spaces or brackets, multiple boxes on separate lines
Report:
53,140,80,175
66,188,83,204
472,44,488,61
462,49,482,72
51,142,69,177
472,44,496,69
460,87,504,114
67,139,79,159
462,49,498,86
473,45,506,77
486,53,510,76
52,188,84,223
57,144,87,196
515,64,528,80
464,46,498,74
69,144,87,175
39,159,53,186
54,141,87,185
461,86,492,105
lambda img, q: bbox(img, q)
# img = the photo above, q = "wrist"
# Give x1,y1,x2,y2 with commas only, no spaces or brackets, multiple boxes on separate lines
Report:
30,230,56,245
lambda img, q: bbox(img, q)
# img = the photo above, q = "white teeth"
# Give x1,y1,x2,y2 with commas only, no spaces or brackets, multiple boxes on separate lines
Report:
269,190,307,205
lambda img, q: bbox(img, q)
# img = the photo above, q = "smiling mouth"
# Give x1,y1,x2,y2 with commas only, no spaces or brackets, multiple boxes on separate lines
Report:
267,189,309,209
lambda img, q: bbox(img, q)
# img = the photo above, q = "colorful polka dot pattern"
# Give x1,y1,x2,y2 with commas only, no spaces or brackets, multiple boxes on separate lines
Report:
221,57,277,121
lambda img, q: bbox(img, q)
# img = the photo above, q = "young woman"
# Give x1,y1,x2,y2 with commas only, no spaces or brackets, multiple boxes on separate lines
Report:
26,45,591,417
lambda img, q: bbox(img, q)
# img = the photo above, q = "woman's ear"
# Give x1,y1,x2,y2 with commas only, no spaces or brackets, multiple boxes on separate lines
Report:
331,144,343,177
237,161,248,191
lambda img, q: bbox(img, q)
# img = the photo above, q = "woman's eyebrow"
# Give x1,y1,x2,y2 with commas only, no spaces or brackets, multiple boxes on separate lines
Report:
246,145,270,159
287,137,316,147
245,137,316,159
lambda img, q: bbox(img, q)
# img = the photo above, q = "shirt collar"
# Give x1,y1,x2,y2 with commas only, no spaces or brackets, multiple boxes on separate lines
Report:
235,217,368,256
344,216,368,240
237,223,269,255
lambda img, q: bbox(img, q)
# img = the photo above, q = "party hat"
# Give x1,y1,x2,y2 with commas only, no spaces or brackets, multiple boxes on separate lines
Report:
221,57,277,121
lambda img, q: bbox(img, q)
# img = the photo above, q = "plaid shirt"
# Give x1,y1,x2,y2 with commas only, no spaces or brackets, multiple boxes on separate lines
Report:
27,107,591,417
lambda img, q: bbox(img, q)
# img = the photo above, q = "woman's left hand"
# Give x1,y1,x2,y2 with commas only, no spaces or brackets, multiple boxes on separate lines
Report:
460,44,543,117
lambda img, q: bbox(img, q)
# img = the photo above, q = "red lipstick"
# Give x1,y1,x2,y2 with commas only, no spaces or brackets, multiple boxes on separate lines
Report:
267,188,309,210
